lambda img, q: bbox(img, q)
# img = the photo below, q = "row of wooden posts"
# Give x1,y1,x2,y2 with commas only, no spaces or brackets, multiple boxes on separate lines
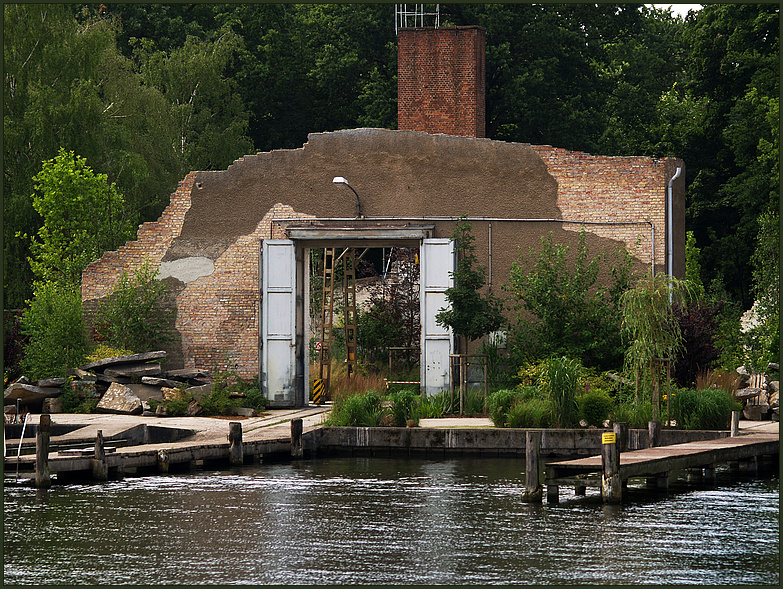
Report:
29,416,306,488
521,411,744,504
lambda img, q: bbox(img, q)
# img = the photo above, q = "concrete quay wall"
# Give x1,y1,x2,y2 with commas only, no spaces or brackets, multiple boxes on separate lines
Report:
308,427,731,458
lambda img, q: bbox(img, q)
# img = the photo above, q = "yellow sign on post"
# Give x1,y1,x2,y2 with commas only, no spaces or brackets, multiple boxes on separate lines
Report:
602,432,616,445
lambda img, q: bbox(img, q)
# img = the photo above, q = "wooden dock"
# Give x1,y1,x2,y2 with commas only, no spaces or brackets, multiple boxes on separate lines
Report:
545,432,779,503
4,418,311,486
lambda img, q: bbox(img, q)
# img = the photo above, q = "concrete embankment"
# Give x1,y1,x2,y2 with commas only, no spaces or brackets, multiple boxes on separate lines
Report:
308,425,738,458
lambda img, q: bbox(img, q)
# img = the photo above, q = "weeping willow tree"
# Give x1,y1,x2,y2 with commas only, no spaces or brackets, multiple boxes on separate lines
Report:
621,272,694,422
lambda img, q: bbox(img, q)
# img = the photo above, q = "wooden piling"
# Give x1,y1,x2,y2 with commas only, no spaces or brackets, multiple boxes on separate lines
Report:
601,431,621,504
521,430,542,502
228,421,243,465
648,420,661,448
613,422,628,453
731,411,740,437
291,418,303,458
35,414,51,488
92,430,108,481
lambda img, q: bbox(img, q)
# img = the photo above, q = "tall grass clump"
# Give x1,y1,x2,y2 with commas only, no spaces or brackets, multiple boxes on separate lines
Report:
670,388,741,430
542,356,582,428
418,391,455,418
506,398,554,428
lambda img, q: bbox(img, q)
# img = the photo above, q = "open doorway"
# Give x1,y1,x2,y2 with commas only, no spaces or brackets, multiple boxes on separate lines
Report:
307,246,421,403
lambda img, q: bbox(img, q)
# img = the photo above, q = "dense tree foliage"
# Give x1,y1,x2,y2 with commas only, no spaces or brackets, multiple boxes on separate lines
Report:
3,3,778,320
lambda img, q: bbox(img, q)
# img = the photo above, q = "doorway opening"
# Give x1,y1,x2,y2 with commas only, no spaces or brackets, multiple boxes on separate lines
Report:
307,245,421,403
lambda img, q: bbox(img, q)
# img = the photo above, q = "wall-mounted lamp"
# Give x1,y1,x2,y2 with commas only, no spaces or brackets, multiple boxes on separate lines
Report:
332,176,363,219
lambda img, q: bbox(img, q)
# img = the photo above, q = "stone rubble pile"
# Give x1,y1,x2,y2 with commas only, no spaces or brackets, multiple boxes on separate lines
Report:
4,351,213,419
735,362,779,422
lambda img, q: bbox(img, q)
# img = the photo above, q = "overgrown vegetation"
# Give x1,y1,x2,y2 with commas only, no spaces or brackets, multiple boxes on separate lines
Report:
94,259,174,353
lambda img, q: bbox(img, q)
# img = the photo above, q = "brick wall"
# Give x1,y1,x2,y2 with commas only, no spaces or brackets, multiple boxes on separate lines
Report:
174,204,312,376
398,27,486,138
531,146,680,272
82,172,197,302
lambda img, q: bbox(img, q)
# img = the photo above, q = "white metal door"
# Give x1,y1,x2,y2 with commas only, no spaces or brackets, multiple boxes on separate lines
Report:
420,238,454,395
261,239,297,407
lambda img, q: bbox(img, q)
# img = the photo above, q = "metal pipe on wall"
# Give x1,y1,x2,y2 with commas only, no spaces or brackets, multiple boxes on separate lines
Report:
667,167,682,303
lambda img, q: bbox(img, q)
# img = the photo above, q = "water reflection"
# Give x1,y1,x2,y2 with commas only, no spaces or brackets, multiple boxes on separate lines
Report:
3,456,779,585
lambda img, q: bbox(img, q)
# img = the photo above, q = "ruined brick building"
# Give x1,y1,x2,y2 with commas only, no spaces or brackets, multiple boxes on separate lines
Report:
82,26,685,407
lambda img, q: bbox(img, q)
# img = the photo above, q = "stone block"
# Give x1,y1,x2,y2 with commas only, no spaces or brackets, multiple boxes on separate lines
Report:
97,382,143,415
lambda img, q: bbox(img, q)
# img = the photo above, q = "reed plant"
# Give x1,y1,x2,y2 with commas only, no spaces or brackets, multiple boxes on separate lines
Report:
542,356,582,428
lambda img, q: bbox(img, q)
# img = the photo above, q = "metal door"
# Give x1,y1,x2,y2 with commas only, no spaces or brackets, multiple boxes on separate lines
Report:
420,238,455,395
261,239,297,407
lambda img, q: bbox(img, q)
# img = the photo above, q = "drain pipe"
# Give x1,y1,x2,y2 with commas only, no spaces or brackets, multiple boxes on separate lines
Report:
667,167,682,303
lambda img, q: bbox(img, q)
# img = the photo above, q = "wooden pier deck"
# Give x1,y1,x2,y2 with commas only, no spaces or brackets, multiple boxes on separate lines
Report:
545,433,779,503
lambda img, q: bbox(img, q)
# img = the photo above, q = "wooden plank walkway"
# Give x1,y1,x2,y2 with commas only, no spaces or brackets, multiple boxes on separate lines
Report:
545,433,779,503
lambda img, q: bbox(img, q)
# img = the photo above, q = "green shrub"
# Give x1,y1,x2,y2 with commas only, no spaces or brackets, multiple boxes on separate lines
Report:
94,258,174,353
487,389,524,427
578,389,614,427
59,385,98,414
326,390,387,426
670,388,741,430
21,281,88,380
387,389,420,426
199,370,267,416
506,398,554,428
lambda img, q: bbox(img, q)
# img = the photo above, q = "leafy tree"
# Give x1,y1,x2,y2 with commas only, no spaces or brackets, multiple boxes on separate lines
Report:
507,230,633,370
22,148,134,285
20,281,88,380
436,218,505,348
681,4,779,308
131,27,253,171
94,259,174,353
3,4,181,306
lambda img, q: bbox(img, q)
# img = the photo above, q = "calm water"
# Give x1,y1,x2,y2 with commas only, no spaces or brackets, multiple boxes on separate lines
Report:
3,457,779,585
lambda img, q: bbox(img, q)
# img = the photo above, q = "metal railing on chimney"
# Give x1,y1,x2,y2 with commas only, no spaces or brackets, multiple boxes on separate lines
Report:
395,4,440,34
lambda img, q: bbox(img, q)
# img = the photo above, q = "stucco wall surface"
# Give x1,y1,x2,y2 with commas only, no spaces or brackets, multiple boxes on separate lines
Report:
82,129,684,377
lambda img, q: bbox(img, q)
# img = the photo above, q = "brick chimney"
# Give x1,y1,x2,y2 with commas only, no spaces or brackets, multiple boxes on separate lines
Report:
397,26,486,138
